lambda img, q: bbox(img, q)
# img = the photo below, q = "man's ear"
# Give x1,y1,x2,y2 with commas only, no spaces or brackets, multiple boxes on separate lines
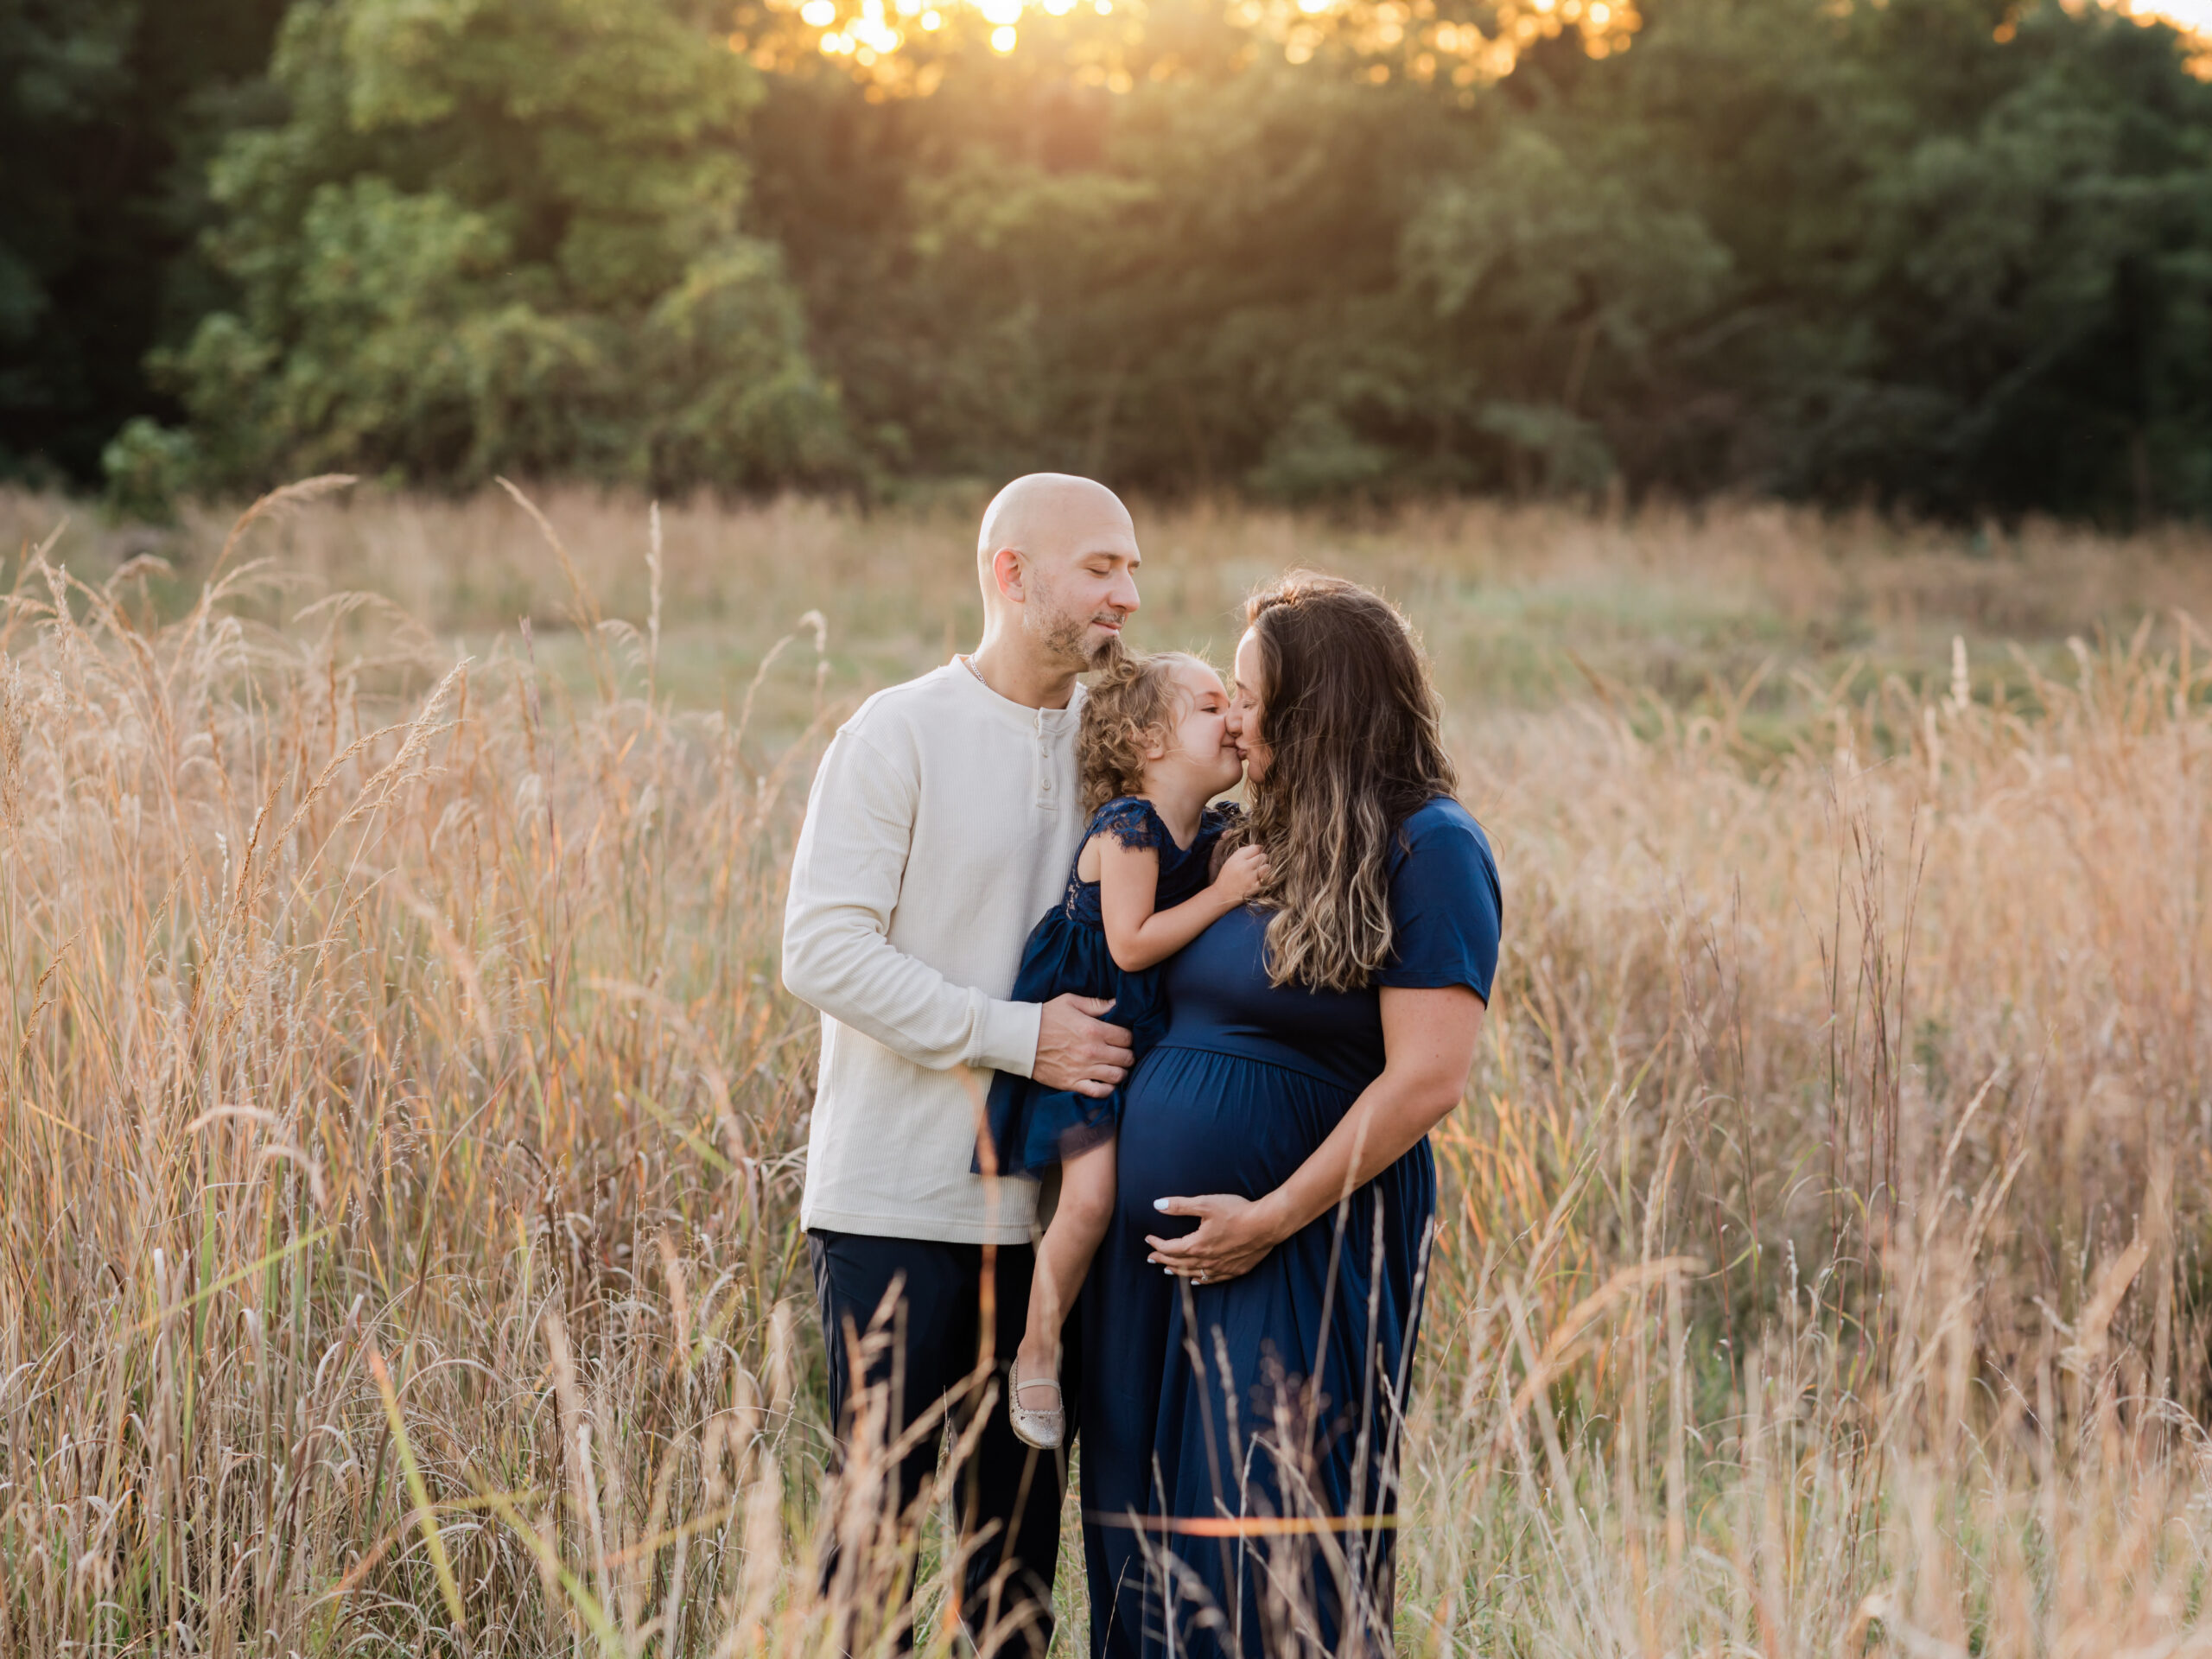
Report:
990,546,1027,605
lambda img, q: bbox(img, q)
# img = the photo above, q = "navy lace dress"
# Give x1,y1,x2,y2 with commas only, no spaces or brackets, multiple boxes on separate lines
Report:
977,797,1237,1178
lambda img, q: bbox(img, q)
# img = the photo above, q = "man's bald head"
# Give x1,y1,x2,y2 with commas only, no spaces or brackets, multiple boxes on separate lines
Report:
976,474,1136,584
974,474,1141,676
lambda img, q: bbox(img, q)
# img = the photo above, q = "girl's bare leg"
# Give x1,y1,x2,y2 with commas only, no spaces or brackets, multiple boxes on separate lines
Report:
1014,1137,1116,1408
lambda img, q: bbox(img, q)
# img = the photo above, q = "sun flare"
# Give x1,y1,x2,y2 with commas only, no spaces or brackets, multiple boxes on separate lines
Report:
742,0,2207,95
740,0,1637,89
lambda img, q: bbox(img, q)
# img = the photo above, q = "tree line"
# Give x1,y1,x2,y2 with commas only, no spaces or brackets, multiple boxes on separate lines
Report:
7,0,2211,519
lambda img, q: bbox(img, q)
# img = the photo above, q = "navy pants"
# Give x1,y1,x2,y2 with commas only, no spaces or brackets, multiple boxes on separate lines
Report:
810,1229,1073,1657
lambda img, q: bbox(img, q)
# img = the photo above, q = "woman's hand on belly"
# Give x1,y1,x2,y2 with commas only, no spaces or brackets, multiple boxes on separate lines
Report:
1144,1191,1293,1284
1143,987,1487,1283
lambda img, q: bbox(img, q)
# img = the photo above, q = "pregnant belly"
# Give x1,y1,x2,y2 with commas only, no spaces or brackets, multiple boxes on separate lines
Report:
1116,1044,1360,1242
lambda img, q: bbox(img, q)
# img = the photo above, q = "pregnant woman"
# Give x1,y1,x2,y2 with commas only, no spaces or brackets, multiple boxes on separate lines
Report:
1081,575,1502,1659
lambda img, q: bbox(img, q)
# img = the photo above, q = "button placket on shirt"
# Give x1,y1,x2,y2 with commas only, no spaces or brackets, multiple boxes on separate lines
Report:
1034,709,1055,810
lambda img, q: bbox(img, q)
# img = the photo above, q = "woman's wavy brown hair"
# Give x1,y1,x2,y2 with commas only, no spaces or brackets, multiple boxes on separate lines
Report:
1239,573,1458,992
1077,650,1216,815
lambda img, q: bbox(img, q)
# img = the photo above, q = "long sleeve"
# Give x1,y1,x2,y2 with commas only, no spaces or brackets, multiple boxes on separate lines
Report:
781,724,1044,1078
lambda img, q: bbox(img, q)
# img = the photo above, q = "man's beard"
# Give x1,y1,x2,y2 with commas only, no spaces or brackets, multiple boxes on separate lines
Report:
1026,577,1121,670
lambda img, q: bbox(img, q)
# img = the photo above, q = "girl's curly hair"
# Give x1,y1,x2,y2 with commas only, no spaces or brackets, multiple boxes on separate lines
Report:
1077,650,1217,815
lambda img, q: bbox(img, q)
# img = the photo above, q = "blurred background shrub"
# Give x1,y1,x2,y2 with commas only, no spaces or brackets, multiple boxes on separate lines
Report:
5,0,2212,518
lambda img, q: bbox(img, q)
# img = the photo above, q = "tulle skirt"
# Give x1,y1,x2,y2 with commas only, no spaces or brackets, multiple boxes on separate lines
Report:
976,907,1167,1177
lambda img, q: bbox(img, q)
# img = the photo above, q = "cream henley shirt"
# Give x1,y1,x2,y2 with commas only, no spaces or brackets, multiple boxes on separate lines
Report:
782,661,1088,1243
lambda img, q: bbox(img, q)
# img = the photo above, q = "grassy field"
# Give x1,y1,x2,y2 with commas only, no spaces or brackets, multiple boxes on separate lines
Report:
3,480,2211,1656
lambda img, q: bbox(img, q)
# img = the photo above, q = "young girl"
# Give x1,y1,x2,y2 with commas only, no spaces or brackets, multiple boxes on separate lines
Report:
977,650,1269,1449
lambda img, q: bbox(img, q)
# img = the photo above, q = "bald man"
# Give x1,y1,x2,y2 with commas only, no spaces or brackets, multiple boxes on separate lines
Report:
782,474,1141,1656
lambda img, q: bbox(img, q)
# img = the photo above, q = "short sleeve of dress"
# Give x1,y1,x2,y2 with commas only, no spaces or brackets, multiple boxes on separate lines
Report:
1090,797,1167,852
1376,798,1503,1001
1192,801,1243,856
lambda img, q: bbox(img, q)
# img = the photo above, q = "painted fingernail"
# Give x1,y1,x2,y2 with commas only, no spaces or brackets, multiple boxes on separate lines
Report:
1153,1198,1168,1211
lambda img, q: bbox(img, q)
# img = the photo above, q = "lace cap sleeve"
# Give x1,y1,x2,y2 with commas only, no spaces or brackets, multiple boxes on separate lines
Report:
1090,797,1167,852
1198,801,1244,840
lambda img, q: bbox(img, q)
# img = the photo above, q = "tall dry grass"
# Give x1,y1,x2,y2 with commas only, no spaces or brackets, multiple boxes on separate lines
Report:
2,482,2209,1655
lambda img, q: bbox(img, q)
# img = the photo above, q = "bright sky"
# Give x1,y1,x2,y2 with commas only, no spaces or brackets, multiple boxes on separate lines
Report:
780,0,2212,76
2135,0,2212,31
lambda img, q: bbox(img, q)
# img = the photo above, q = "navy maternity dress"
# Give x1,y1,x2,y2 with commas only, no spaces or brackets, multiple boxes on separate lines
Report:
1080,798,1502,1659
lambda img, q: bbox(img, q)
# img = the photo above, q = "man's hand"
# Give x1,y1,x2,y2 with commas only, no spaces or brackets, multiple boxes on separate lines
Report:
1031,994,1135,1098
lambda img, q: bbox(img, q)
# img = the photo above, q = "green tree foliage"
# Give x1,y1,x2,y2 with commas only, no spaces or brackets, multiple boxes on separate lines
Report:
0,0,287,482
156,0,846,492
1567,0,2212,514
10,0,2212,514
747,0,2212,516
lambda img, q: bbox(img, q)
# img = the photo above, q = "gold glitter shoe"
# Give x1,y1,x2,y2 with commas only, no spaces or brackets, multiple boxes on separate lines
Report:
1007,1354,1065,1450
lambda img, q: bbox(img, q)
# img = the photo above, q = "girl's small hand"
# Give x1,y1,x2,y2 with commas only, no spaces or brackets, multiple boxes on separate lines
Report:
1145,1192,1287,1283
1212,844,1270,904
